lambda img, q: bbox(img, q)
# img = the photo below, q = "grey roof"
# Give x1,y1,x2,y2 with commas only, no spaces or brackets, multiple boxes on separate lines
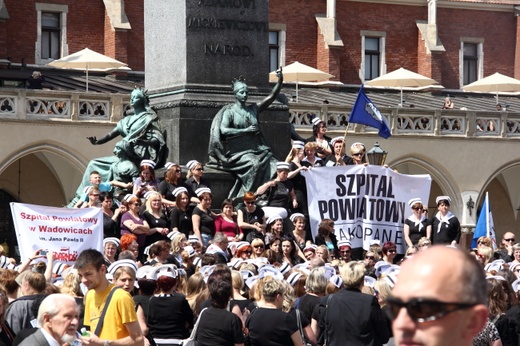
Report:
280,84,520,112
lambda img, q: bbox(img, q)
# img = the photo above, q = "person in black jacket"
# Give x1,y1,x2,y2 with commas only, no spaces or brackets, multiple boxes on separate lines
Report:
314,219,338,259
323,261,390,346
430,196,461,246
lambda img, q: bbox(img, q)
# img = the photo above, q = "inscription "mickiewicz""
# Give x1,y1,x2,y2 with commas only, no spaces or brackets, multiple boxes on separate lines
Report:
198,0,256,9
188,17,267,31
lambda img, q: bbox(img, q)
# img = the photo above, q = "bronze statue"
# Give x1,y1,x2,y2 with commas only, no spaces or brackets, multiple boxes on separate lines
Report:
207,68,283,199
68,88,167,206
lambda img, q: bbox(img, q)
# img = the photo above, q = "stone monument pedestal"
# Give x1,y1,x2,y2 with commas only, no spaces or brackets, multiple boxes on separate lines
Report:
145,0,290,202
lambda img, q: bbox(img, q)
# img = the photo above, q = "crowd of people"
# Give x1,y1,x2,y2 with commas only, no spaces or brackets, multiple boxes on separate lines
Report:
0,116,516,345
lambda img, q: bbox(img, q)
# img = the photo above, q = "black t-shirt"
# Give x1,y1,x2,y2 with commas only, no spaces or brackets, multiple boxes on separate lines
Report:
158,181,193,202
196,307,245,346
170,206,194,237
142,211,170,246
239,206,265,241
148,294,194,339
246,307,298,346
269,180,294,209
298,294,321,322
193,207,215,236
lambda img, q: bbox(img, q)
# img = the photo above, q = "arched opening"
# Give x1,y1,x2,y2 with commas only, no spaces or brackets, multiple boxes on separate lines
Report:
0,190,18,261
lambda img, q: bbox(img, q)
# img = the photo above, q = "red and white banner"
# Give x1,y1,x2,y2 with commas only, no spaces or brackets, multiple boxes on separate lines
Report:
302,165,431,254
10,202,103,263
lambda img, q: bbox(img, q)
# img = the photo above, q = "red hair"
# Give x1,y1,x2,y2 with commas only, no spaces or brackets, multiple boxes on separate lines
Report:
120,234,138,251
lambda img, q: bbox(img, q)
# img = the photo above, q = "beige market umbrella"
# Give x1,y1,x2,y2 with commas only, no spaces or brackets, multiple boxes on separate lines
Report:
365,67,441,106
269,61,333,102
463,72,520,104
47,48,127,91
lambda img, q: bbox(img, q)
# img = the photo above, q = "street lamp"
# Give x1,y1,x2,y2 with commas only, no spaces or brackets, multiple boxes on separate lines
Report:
366,142,388,166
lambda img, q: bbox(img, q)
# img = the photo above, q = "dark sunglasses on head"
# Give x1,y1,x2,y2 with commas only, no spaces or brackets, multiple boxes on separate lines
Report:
386,297,477,323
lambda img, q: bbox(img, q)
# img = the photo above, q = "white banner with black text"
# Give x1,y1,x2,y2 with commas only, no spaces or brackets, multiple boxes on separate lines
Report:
10,202,103,263
302,165,431,254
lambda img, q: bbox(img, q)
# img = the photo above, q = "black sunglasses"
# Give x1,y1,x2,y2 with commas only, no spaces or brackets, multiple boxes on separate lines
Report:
365,256,375,260
386,297,477,323
388,249,397,253
352,152,364,157
195,168,204,171
505,238,515,242
245,201,256,205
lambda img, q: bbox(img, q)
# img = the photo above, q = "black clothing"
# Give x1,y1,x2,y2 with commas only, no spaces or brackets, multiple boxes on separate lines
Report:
404,217,429,245
170,206,194,237
147,293,194,339
298,294,321,322
193,207,215,236
196,307,244,346
134,295,152,321
322,288,390,346
245,307,298,346
185,177,211,195
430,213,461,245
325,154,354,166
269,180,294,210
102,212,120,238
142,211,170,246
27,76,45,89
158,181,192,202
315,233,339,258
238,206,265,242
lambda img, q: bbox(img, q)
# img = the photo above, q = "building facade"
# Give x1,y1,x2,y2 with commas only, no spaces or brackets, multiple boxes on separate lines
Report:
0,0,519,255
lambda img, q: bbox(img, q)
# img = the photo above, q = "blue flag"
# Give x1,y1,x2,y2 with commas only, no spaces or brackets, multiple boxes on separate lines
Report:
471,193,496,249
348,85,391,139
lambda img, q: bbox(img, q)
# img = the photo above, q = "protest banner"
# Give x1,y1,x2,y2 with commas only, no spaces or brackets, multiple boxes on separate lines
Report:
302,165,431,254
10,202,103,263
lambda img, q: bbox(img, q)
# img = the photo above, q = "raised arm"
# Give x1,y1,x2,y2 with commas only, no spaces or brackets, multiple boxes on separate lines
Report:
87,127,121,145
257,67,283,112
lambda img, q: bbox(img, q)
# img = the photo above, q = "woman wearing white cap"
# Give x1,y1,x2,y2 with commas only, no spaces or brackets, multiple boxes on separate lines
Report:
132,160,160,199
185,160,211,194
143,191,170,247
170,188,194,238
403,198,431,248
286,141,310,219
306,117,332,159
302,142,325,167
430,196,461,246
325,137,354,166
256,162,298,220
192,188,217,246
158,164,196,208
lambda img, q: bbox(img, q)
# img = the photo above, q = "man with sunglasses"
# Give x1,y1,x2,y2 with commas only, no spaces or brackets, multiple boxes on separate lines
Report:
389,246,488,346
494,232,515,262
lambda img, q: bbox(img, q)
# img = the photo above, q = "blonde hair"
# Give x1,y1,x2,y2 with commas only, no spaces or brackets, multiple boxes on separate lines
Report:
187,162,203,179
171,233,187,254
478,245,493,265
339,261,365,288
231,270,244,291
285,147,303,163
350,143,368,164
375,275,393,307
262,278,285,303
145,191,163,213
60,270,83,297
305,268,328,295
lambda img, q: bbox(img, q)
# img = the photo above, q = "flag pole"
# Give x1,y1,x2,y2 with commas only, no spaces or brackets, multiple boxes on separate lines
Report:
485,191,490,239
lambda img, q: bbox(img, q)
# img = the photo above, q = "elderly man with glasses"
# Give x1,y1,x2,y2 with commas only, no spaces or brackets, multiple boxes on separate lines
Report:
494,232,515,262
389,246,488,346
